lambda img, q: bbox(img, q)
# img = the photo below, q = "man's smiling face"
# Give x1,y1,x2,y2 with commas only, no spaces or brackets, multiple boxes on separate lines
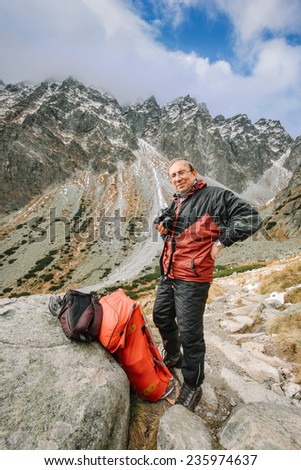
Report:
169,160,198,194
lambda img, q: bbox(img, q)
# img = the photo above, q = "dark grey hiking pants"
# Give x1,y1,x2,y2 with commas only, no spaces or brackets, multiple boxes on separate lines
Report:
153,278,210,387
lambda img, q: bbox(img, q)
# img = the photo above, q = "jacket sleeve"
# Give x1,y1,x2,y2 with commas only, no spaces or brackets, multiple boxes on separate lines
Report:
216,190,263,247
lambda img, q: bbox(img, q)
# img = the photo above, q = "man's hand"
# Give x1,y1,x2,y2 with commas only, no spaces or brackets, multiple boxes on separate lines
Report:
155,222,169,235
210,242,224,260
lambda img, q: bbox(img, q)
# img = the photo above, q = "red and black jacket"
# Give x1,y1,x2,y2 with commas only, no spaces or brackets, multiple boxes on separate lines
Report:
160,179,262,283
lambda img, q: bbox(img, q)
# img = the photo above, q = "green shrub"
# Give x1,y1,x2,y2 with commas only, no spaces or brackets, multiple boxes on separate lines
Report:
3,247,18,256
34,255,55,272
41,273,54,281
53,264,63,271
24,273,36,279
49,285,64,291
213,263,265,278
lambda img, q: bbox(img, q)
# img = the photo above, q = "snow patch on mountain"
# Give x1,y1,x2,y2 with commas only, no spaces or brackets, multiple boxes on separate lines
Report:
241,151,292,205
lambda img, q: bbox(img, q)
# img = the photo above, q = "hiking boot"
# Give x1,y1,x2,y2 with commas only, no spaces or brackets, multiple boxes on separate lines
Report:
163,350,183,370
175,382,202,411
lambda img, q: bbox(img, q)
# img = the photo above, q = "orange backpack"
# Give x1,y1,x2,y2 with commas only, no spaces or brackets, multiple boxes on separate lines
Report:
98,289,173,402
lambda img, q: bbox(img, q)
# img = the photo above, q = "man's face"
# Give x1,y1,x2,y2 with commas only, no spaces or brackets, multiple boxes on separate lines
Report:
169,160,198,193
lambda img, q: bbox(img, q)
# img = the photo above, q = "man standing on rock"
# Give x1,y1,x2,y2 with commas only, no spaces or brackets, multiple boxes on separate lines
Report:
153,158,262,411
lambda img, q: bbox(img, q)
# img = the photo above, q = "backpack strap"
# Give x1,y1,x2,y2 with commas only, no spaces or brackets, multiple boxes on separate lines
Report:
160,236,176,281
88,297,103,338
159,200,177,281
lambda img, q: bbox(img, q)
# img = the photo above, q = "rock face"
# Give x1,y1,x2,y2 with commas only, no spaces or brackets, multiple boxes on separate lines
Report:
262,163,301,239
0,295,130,450
284,135,301,171
1,78,138,213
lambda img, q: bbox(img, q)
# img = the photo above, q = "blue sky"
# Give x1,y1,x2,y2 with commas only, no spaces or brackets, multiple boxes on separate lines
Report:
1,0,301,138
130,0,235,62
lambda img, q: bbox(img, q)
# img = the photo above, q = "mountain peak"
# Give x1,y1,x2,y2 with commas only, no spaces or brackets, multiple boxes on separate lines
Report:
145,95,158,105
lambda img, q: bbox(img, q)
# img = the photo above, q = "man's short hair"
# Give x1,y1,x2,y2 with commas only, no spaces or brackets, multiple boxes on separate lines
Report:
168,158,195,172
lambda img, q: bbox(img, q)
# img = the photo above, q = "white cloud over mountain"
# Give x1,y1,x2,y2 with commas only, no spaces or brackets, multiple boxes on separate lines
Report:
0,0,300,137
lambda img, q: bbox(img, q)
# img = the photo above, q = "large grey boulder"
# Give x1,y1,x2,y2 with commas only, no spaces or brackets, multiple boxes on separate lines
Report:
157,405,212,450
219,402,301,450
0,295,130,450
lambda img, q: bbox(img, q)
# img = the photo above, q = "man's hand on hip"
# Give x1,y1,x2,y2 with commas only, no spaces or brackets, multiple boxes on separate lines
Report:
210,241,224,260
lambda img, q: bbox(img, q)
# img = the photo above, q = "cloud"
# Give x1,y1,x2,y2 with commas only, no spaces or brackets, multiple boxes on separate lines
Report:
213,0,301,75
137,0,201,29
0,0,300,137
216,0,301,43
154,0,301,42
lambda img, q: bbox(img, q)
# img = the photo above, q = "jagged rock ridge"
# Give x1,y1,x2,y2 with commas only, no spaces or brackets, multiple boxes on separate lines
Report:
1,78,299,215
125,95,296,194
1,77,138,213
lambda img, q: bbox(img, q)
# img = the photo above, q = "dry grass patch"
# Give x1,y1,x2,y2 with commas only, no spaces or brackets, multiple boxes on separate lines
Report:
127,396,168,450
207,283,225,303
266,313,301,384
285,287,301,304
261,258,301,381
258,257,301,295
